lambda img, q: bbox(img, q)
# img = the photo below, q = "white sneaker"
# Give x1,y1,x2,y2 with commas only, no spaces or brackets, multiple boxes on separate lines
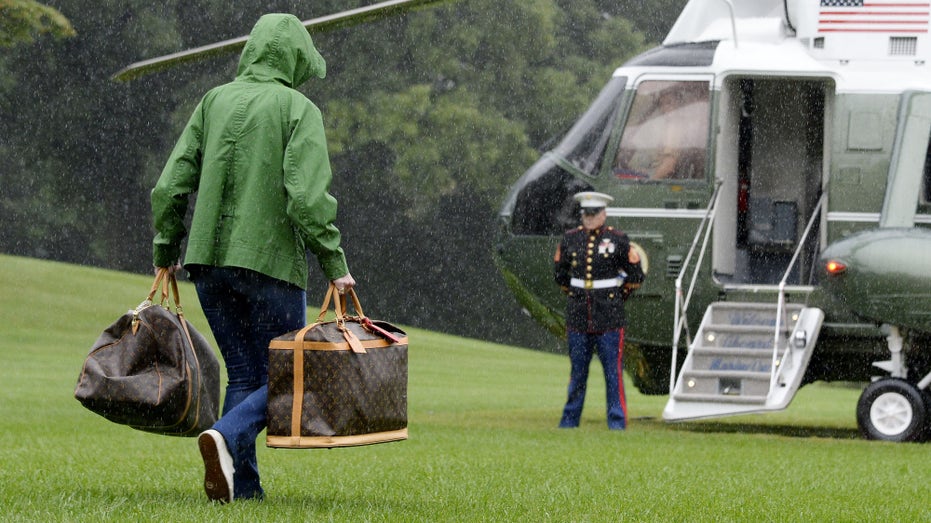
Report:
198,429,235,503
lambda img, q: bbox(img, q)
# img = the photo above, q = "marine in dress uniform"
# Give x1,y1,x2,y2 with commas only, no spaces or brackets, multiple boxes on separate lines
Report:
553,191,644,430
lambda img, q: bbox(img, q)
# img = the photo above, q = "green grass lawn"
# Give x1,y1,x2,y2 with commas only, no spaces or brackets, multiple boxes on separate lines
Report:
1,254,928,522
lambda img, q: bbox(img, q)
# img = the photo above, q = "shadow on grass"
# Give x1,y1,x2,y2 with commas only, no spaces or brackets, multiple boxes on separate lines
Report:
634,416,861,440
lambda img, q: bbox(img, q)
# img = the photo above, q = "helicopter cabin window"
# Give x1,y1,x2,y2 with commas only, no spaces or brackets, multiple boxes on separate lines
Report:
614,80,710,181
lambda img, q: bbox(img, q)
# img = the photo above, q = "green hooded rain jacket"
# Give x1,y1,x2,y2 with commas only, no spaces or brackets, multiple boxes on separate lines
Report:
151,13,347,289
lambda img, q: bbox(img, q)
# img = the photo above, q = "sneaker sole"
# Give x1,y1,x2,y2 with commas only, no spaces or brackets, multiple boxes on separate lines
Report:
198,432,232,503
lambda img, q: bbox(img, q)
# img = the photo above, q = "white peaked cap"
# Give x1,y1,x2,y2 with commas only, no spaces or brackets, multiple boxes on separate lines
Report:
573,191,614,208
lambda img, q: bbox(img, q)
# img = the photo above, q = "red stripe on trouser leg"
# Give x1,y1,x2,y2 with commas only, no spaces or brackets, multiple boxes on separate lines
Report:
617,328,627,420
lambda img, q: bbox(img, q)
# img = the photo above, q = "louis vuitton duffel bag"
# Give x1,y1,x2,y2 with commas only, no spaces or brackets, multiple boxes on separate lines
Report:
266,284,408,448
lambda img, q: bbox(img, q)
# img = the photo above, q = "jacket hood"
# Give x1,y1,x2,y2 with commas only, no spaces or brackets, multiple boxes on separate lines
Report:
236,13,326,87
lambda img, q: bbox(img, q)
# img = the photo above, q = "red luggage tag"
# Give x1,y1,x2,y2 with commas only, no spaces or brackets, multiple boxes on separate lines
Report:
361,317,402,344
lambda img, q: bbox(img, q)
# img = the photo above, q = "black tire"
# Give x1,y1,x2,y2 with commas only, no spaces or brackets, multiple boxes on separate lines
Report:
626,343,676,396
856,378,930,442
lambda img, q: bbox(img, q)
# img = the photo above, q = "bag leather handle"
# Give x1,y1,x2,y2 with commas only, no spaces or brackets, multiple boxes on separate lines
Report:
312,283,368,353
315,283,365,322
312,283,401,344
317,282,365,322
133,269,189,334
167,272,183,312
146,268,167,302
315,284,336,323
146,268,185,310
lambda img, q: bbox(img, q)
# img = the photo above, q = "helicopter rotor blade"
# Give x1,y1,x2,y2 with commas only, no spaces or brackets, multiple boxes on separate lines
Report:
112,0,454,82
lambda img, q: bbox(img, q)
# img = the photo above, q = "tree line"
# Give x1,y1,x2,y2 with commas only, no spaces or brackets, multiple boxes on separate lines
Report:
0,0,683,349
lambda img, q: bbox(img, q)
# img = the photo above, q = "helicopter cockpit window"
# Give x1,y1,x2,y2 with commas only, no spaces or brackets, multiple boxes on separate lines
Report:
553,76,627,176
614,80,710,181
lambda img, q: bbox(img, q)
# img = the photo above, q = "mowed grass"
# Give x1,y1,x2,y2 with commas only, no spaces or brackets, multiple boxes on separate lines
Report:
1,253,929,522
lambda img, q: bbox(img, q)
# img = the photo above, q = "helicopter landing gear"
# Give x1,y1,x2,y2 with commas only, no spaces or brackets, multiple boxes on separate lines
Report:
857,325,931,442
856,378,930,442
628,343,679,396
871,326,907,378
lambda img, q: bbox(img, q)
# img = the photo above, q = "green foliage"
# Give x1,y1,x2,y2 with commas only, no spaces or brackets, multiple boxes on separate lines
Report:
328,85,538,219
318,0,648,220
601,0,690,43
0,0,75,47
3,255,931,522
0,1,655,347
0,1,191,269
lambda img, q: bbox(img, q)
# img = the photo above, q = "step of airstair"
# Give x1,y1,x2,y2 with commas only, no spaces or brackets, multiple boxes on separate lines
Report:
674,302,797,405
663,302,824,421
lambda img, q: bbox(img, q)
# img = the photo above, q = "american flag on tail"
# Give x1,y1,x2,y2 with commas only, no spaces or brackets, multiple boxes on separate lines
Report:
819,0,930,33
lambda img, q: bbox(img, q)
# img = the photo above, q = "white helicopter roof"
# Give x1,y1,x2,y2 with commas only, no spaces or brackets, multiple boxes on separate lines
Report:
664,0,787,45
645,0,931,94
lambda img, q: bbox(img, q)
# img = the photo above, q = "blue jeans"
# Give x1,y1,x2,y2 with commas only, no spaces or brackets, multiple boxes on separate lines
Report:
191,266,306,500
559,329,627,430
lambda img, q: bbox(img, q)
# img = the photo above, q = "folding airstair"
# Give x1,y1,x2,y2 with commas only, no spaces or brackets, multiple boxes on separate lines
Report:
663,301,824,421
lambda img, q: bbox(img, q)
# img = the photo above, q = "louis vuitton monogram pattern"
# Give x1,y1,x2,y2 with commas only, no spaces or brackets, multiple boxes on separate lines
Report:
75,304,221,436
267,318,408,448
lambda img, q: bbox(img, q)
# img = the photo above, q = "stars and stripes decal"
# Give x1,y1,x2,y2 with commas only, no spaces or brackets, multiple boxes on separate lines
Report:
819,0,930,33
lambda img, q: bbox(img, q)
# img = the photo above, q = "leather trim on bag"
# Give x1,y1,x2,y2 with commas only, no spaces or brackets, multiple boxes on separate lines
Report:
267,428,408,449
268,337,409,351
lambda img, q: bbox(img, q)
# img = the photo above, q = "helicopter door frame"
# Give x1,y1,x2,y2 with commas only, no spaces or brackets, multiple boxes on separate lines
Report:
882,91,931,229
597,73,715,304
711,74,834,289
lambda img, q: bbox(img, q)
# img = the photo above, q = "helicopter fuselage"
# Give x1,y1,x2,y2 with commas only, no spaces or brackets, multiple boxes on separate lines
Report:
495,2,931,396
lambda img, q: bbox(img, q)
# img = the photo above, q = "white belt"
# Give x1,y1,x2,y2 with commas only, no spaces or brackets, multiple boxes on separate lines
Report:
570,277,621,290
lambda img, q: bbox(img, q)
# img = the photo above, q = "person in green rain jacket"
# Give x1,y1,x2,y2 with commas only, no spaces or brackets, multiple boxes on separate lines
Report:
151,13,355,503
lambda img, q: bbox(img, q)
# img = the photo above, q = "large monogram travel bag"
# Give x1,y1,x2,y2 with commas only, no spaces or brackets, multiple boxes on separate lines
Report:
266,284,408,448
74,269,220,436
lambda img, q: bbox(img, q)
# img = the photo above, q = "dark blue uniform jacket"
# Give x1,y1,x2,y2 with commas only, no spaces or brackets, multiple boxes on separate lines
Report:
554,226,645,333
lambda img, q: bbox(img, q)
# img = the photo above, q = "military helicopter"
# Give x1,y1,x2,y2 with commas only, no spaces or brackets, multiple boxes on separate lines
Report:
118,0,931,442
496,0,931,442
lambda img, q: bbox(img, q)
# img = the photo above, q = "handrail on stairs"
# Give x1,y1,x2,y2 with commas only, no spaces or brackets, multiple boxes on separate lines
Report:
768,194,825,393
670,180,724,395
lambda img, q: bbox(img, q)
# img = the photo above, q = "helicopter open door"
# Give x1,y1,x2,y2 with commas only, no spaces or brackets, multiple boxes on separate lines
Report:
712,77,831,287
663,75,833,421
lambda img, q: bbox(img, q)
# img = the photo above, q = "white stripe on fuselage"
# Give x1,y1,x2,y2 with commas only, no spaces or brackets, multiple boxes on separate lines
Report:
607,209,931,224
607,207,708,219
